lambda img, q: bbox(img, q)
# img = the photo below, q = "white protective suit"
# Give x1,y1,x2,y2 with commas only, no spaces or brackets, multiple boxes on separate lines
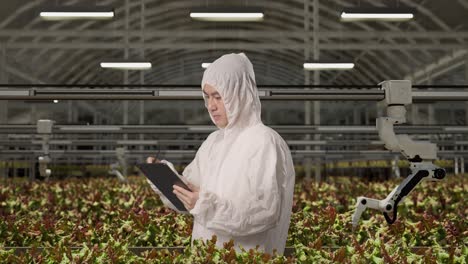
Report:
149,53,295,255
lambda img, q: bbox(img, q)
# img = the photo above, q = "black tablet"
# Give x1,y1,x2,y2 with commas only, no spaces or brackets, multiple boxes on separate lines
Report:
136,163,190,212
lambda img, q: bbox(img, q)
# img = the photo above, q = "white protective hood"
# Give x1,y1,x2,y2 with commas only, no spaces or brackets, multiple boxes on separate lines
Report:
158,53,295,254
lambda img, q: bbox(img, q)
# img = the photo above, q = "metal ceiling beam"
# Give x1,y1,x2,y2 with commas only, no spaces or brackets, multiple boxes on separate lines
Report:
0,0,458,42
17,0,424,85
0,48,43,83
3,64,39,83
401,0,451,32
329,0,431,84
1,29,468,39
19,1,315,82
3,1,462,86
323,0,432,85
1,2,466,49
1,1,466,87
3,42,466,51
16,7,302,84
0,0,38,28
337,0,434,84
0,52,116,124
0,1,305,64
405,49,468,83
2,0,462,43
458,0,468,10
63,49,305,85
3,1,302,63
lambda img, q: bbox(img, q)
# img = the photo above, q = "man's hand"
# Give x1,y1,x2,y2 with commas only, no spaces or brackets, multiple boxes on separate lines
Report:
173,183,200,210
146,156,161,163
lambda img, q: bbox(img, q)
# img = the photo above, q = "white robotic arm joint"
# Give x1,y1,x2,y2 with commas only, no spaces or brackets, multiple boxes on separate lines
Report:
352,162,445,228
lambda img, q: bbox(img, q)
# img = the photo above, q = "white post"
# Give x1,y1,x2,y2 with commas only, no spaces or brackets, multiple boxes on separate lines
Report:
313,0,321,182
123,0,129,141
303,0,312,181
122,0,130,172
30,157,36,181
0,44,7,179
139,0,146,157
461,157,465,174
465,54,468,130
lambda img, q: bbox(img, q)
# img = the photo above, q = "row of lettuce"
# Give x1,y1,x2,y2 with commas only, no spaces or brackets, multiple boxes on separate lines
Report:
0,174,466,262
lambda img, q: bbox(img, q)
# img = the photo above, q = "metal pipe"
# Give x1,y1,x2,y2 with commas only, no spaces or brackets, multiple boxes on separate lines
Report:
1,88,468,101
0,125,467,134
1,149,467,158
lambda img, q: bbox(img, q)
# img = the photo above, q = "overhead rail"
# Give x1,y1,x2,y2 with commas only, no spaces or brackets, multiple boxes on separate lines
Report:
1,139,468,147
1,150,467,159
1,83,467,101
0,156,458,165
1,88,468,101
1,125,468,134
1,84,467,88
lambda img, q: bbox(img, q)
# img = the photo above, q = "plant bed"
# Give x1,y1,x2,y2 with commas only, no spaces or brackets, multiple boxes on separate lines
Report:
0,174,466,262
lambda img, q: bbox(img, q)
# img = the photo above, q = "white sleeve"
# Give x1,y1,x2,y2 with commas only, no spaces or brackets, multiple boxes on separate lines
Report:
181,147,203,187
189,139,282,236
181,132,216,187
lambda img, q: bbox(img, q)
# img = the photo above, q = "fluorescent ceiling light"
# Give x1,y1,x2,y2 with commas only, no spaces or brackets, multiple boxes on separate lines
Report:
190,13,264,21
201,63,211,69
190,7,264,22
340,8,414,21
100,62,152,70
40,11,114,20
303,62,355,70
39,6,114,20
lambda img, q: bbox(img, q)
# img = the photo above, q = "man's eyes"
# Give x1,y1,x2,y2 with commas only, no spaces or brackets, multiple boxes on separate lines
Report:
204,95,222,100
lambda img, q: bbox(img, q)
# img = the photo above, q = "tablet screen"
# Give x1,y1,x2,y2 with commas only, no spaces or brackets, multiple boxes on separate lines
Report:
136,163,190,212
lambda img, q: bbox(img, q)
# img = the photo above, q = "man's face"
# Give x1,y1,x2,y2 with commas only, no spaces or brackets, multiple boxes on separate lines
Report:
203,84,228,128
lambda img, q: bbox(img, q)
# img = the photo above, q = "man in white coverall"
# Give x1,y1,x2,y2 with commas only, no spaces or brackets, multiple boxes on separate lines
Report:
147,53,295,255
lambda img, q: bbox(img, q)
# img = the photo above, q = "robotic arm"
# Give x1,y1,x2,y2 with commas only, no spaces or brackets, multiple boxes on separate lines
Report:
352,80,446,228
352,162,445,227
